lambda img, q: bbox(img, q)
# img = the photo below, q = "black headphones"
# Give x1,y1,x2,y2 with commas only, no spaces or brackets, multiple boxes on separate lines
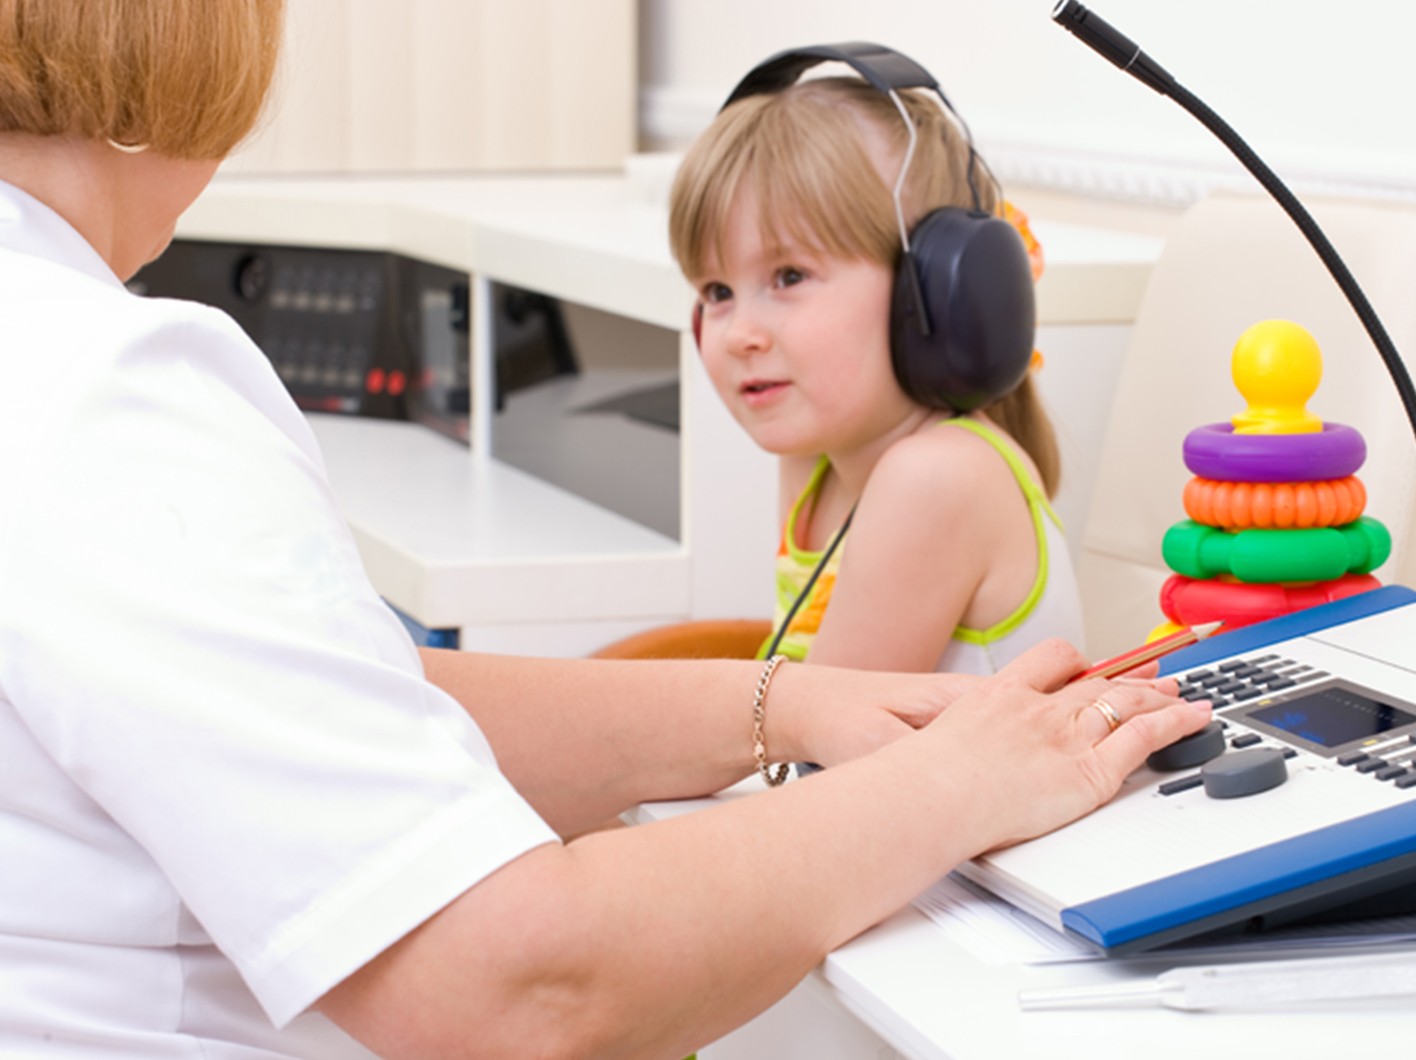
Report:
713,42,1036,413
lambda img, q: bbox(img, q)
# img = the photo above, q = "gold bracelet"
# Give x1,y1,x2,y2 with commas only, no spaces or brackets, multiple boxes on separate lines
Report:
752,654,790,787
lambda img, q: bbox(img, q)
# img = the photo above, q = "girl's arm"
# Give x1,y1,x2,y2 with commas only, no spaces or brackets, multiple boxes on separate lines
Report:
321,645,1210,1060
806,424,1041,671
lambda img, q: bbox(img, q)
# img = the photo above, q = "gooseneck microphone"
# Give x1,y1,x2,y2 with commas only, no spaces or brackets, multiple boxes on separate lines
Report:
1052,0,1416,442
1051,0,1176,96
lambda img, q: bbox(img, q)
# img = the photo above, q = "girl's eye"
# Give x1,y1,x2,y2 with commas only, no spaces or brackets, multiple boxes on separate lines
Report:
701,282,732,304
775,266,806,288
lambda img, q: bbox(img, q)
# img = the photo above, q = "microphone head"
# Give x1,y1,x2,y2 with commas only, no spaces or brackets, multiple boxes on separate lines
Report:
1051,0,1176,95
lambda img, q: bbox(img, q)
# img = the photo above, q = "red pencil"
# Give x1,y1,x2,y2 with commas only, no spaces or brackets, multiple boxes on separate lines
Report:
1071,621,1224,682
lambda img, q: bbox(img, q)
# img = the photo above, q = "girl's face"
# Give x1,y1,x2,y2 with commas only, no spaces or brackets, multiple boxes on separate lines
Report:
690,185,919,461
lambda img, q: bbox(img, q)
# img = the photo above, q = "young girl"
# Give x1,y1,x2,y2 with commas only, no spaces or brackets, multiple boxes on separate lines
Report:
669,64,1086,676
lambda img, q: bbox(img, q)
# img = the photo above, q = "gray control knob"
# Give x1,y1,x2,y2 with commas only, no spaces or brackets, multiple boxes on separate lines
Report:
1201,747,1288,799
1146,720,1226,772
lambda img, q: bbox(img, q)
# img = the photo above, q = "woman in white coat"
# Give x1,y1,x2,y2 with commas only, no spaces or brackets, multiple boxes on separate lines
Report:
0,2,1210,1056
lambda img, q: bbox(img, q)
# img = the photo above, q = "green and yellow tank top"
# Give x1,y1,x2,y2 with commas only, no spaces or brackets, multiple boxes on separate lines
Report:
758,418,1085,673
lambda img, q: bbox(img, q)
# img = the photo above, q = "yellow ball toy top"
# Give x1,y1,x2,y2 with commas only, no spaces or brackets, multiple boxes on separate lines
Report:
1230,319,1324,435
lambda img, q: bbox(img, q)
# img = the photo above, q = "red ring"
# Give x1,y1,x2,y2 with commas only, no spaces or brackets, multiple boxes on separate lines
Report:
1159,573,1382,629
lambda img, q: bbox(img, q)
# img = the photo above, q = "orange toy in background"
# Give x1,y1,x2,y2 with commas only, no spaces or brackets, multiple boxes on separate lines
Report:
1152,320,1389,639
1182,475,1367,531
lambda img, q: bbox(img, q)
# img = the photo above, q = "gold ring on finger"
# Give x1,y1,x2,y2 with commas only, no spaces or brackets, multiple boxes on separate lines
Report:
1091,697,1122,733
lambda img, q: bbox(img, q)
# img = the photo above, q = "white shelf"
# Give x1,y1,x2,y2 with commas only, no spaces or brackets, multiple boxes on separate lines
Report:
307,415,684,631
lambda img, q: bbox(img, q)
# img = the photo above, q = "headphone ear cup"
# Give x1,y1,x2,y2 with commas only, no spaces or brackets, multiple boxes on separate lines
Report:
889,208,1036,411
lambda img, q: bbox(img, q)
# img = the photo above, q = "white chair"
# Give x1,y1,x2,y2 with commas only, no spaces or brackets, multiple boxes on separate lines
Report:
1077,191,1416,658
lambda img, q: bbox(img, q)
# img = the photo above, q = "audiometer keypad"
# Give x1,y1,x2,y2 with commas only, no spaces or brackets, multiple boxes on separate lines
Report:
1175,654,1327,709
1153,650,1416,799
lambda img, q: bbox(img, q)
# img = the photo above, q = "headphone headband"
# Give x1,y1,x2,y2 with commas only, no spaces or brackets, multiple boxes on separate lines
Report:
721,42,943,110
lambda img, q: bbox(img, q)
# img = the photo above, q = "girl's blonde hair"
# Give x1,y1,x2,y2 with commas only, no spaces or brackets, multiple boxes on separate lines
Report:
0,0,284,159
669,76,1060,496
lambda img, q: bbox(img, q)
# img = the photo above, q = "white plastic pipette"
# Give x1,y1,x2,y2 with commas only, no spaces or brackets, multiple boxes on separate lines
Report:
1018,950,1416,1011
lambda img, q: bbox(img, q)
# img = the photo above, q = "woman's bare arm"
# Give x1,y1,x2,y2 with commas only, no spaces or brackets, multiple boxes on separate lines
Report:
323,643,1210,1060
421,647,979,836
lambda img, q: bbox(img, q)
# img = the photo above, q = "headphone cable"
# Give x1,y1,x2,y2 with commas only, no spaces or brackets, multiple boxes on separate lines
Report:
762,502,858,659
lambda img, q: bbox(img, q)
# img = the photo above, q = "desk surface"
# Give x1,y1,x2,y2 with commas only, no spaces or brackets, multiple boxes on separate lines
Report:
633,781,1407,1060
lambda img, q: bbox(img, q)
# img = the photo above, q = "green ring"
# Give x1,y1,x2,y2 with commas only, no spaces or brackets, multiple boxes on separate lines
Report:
1162,517,1391,583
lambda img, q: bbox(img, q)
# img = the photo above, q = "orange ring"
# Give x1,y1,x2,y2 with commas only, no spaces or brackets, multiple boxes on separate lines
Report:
1182,475,1366,530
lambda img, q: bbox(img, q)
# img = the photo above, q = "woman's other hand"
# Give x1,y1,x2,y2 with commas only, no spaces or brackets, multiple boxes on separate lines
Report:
769,637,1096,769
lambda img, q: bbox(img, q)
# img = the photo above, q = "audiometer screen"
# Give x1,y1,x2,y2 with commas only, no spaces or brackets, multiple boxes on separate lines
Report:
1247,683,1416,749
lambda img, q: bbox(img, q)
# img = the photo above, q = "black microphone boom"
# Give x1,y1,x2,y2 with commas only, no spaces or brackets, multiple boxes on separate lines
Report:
1052,0,1416,442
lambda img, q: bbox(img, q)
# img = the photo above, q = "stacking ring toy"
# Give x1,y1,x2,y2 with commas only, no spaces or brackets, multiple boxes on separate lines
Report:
1160,573,1381,630
1182,422,1366,482
1162,516,1391,583
1183,475,1366,530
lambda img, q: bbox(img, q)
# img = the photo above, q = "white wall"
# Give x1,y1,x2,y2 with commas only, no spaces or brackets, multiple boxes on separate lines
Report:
639,0,1416,207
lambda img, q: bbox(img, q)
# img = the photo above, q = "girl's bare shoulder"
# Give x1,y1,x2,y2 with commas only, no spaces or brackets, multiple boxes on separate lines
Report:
869,418,1026,500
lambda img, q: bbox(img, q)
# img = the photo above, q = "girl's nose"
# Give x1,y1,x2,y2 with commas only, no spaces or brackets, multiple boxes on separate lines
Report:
723,299,770,358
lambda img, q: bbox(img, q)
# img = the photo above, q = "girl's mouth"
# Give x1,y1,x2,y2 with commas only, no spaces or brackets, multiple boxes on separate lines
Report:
740,379,789,408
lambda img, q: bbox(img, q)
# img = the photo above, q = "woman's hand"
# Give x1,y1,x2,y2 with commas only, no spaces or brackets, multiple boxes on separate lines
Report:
761,663,977,768
910,640,1211,851
766,640,1093,768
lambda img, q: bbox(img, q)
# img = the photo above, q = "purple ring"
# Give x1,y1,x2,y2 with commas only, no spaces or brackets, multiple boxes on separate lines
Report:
1182,423,1366,482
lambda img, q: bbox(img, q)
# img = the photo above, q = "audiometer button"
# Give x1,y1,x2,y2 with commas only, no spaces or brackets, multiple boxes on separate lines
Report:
1201,748,1288,799
1158,774,1205,796
1356,758,1388,774
1338,752,1371,766
1147,720,1226,772
1376,766,1408,782
1230,732,1263,748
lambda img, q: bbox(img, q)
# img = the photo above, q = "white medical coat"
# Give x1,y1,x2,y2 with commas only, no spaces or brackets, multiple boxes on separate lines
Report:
0,180,558,1056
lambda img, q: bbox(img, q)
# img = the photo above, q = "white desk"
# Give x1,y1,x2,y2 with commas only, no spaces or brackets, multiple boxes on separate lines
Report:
177,171,1161,656
633,781,1405,1059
